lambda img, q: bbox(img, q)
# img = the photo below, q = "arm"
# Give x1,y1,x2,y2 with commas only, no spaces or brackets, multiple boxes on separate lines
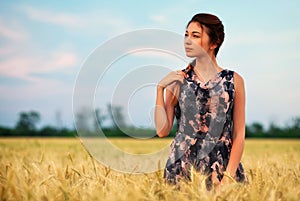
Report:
155,85,178,137
154,71,183,137
225,72,246,177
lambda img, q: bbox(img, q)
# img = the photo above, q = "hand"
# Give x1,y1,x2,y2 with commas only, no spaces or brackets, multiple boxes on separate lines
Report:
220,171,236,186
158,70,186,89
213,174,229,193
220,176,227,186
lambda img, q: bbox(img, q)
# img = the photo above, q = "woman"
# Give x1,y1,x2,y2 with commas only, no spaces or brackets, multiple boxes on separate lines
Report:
154,13,247,190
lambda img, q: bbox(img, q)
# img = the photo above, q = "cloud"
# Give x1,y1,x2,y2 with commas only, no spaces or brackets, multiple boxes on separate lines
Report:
17,5,84,28
0,46,79,82
0,18,29,41
227,30,300,46
16,5,134,35
0,46,18,57
39,51,79,73
149,15,169,24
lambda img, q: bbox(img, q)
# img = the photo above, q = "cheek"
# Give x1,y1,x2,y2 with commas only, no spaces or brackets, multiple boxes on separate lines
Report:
194,39,211,52
201,35,211,48
192,41,207,55
193,38,202,47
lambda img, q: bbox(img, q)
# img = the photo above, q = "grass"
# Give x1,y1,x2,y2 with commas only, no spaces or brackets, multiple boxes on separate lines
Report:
0,137,299,201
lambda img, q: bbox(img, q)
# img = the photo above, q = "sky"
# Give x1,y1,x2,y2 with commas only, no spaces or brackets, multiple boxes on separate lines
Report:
0,0,300,130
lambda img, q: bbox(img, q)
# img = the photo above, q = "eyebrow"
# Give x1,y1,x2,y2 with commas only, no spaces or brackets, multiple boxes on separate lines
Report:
185,30,201,34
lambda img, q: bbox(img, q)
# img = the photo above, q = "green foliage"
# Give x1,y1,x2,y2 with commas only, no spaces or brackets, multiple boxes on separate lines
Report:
0,126,12,136
246,118,300,138
14,111,41,136
1,109,300,138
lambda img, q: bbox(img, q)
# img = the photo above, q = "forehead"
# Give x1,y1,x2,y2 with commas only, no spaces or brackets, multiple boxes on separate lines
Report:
186,21,203,32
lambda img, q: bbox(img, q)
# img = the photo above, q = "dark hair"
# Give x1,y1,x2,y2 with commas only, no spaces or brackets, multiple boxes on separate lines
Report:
187,13,224,56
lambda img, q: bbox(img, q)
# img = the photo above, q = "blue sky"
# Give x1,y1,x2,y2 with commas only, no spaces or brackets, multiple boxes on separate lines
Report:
1,0,300,129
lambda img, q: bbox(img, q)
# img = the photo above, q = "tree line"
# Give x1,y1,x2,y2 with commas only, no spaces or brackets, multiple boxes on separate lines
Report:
0,107,300,138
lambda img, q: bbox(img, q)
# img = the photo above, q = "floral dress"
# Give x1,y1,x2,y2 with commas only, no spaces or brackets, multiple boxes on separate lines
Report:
163,63,247,190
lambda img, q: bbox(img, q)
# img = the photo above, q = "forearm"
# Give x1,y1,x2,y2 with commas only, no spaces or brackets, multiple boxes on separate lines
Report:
154,86,170,137
226,133,245,176
155,71,182,137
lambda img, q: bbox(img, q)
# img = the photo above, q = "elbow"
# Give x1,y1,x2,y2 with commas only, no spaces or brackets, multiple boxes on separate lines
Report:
156,131,169,138
155,124,171,138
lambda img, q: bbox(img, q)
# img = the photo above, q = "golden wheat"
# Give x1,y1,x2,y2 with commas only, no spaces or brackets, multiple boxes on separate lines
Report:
0,138,299,201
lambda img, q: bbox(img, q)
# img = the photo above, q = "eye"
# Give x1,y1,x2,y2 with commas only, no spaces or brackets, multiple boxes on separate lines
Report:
184,33,188,37
193,34,200,38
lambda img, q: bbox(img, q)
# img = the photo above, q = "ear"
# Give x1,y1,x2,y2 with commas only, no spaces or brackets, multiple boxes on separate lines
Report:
209,43,218,50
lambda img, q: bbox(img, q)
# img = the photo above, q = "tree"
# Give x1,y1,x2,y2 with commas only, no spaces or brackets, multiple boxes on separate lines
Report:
15,111,41,136
94,108,106,131
75,107,94,133
55,110,63,130
39,125,58,136
268,122,282,137
284,117,300,138
290,117,300,130
249,122,264,134
107,104,126,130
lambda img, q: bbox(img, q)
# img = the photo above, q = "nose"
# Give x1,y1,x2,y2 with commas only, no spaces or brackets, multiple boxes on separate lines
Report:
184,36,192,45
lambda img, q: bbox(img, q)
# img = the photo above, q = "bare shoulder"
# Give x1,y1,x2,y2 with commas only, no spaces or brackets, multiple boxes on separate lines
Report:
233,71,244,82
233,71,245,90
166,81,180,92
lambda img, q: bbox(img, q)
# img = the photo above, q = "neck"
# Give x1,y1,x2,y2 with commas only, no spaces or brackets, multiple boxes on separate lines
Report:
194,53,218,72
193,52,221,83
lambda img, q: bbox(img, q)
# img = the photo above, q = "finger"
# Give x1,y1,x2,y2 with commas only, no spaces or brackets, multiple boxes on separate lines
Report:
176,70,187,78
176,74,185,84
175,70,183,75
173,71,184,82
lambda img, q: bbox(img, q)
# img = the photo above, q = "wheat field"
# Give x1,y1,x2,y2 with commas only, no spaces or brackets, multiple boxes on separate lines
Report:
0,138,299,201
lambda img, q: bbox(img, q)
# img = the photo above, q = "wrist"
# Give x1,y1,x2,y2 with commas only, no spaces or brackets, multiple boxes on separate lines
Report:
225,166,236,176
222,171,236,183
157,85,165,91
223,170,235,178
223,171,232,175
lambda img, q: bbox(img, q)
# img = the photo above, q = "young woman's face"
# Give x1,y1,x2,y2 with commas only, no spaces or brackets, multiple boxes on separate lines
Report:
184,22,213,58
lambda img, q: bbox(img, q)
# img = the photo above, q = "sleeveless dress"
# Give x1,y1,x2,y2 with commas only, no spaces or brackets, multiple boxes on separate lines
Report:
163,64,247,190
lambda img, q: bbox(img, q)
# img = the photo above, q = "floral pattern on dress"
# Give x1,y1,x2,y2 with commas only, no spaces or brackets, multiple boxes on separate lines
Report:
164,63,247,190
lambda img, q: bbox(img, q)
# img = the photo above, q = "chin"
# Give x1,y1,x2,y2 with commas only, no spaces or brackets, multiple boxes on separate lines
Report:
185,52,196,58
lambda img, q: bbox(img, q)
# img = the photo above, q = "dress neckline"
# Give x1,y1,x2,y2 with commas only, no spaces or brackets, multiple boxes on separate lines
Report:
190,67,228,89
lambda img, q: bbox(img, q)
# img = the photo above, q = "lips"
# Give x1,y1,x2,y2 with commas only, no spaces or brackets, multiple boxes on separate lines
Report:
185,47,193,52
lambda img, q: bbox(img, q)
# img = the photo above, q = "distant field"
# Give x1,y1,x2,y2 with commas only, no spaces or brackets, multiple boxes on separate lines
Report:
0,138,299,201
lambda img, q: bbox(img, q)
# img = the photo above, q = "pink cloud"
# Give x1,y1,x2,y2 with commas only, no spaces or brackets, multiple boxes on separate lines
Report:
17,5,84,28
49,52,79,69
0,49,79,82
0,18,29,41
16,5,133,35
